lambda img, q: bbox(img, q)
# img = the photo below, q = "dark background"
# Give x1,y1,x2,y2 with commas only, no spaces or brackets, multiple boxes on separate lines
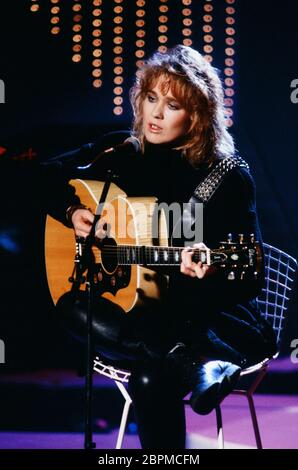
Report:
0,0,297,370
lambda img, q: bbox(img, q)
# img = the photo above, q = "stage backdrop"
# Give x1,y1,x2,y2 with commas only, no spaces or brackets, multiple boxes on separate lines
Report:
0,0,297,368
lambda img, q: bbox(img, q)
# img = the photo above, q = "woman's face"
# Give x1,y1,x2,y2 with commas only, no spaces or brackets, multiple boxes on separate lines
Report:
142,77,190,145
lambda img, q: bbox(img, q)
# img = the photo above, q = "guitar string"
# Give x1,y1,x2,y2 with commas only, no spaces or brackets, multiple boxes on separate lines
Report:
84,246,249,266
79,247,249,256
91,246,203,264
87,246,248,254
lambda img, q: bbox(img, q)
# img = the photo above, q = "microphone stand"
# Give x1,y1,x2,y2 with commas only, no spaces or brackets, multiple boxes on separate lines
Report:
72,170,115,450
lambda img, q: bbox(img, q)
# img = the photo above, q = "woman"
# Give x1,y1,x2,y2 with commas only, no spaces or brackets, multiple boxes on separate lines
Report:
47,45,277,448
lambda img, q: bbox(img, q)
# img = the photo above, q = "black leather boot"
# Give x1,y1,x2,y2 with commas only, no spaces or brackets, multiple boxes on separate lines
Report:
166,343,241,415
189,360,241,415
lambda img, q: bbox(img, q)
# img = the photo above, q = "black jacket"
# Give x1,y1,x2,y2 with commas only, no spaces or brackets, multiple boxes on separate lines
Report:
42,131,277,366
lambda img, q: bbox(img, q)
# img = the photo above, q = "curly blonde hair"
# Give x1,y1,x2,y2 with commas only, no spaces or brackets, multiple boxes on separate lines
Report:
130,45,235,167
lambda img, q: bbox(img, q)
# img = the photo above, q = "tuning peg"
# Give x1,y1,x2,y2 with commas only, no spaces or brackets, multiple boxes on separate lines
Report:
250,233,255,243
227,271,235,280
238,233,244,243
240,271,246,280
227,233,233,243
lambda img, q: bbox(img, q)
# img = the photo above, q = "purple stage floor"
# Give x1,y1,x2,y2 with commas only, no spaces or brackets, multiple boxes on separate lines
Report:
0,360,297,449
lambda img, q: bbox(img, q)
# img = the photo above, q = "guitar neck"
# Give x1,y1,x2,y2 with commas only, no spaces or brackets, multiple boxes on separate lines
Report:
106,245,211,267
83,236,260,279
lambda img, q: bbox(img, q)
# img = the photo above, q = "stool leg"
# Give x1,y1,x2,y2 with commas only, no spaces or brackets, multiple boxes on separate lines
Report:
246,393,262,449
216,405,224,449
115,381,132,449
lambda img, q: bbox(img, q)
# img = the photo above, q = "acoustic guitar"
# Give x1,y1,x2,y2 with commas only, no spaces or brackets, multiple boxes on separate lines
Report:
45,179,263,312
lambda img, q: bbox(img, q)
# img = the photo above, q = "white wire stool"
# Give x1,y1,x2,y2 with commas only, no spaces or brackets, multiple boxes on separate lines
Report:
212,243,297,449
93,358,132,449
93,243,297,449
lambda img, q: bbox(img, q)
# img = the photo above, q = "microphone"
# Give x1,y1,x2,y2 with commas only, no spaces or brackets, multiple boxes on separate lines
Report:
77,136,141,170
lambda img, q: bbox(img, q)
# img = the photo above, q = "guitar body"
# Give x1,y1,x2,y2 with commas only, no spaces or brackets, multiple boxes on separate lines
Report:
45,180,262,313
45,179,169,312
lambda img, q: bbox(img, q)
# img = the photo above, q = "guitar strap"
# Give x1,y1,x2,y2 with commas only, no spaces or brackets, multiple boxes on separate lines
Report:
172,156,250,244
192,155,250,204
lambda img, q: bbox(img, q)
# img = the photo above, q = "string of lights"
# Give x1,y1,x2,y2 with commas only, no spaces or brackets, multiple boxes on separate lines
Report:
71,1,83,62
28,0,237,123
92,0,103,88
135,0,146,69
202,0,214,64
157,0,168,54
224,0,236,127
112,0,124,115
182,0,193,47
50,0,60,35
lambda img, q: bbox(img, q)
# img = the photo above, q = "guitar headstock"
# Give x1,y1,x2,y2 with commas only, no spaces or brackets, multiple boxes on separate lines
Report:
211,233,263,280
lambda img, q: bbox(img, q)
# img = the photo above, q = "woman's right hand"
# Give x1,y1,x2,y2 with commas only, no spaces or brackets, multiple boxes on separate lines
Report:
71,208,94,237
71,209,108,240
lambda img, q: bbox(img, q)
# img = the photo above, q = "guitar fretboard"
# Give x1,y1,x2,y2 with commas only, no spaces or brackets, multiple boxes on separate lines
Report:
103,245,208,266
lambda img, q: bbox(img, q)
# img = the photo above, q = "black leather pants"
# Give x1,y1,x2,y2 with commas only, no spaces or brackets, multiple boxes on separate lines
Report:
128,362,187,449
56,291,187,448
56,290,170,364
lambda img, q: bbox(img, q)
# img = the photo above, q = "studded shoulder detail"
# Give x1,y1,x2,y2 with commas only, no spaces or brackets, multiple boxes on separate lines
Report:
193,156,250,203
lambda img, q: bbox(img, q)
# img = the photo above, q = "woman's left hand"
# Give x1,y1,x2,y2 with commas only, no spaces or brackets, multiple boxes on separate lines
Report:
180,242,216,279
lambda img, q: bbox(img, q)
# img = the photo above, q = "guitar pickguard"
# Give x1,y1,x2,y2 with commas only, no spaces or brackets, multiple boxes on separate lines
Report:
94,263,132,297
89,237,132,297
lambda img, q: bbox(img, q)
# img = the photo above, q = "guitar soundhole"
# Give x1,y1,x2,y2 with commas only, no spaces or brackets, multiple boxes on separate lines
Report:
93,237,132,295
99,237,118,274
